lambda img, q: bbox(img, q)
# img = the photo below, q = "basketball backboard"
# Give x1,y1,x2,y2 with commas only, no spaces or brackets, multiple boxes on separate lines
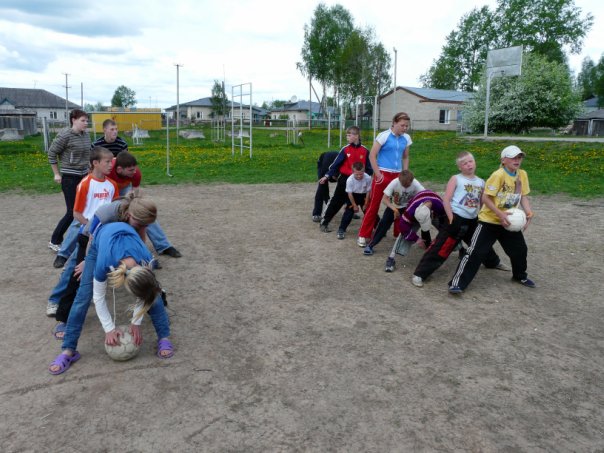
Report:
486,45,523,78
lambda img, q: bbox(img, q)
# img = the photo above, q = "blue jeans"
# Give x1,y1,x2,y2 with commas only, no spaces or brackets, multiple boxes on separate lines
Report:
62,238,171,352
147,221,171,253
57,220,80,258
48,245,79,305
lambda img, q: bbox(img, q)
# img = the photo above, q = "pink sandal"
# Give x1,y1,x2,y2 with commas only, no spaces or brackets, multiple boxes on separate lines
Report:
49,351,81,375
157,339,174,359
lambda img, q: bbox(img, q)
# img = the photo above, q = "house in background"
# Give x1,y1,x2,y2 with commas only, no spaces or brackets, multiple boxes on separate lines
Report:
269,100,337,123
165,97,268,122
0,98,37,137
573,109,604,136
583,96,601,114
379,86,471,131
0,87,80,123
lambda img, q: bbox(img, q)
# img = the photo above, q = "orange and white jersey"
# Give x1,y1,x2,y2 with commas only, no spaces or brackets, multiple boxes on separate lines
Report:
73,174,119,221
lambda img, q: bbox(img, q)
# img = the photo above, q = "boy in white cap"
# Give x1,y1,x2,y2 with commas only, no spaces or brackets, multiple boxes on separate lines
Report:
448,145,535,294
411,151,507,287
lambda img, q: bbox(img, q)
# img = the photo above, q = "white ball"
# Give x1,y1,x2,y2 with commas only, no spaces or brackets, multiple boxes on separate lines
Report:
504,208,527,232
105,325,141,361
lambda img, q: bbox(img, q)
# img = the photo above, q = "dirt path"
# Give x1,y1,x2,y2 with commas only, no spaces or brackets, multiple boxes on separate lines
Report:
1,184,602,451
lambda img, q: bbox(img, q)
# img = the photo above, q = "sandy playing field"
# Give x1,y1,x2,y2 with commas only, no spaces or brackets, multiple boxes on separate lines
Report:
1,183,603,451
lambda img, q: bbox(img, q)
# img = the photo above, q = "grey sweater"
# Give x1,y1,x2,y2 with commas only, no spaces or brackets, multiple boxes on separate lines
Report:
47,127,91,176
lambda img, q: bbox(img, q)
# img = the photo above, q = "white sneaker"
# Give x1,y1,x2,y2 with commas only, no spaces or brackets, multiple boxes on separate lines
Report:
48,242,61,252
411,275,424,287
357,237,367,247
46,302,58,317
495,262,511,271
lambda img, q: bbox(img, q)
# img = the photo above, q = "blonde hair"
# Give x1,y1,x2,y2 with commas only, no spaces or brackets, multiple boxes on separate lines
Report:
456,151,474,165
108,262,161,319
117,189,158,225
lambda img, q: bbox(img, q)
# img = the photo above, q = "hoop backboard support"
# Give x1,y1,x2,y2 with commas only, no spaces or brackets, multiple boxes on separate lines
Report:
231,82,253,158
484,46,523,137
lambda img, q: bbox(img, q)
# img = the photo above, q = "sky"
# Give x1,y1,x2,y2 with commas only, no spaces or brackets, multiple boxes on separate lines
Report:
1,0,602,110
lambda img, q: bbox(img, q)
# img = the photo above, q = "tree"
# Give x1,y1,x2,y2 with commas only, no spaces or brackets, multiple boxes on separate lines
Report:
83,101,105,112
111,85,136,108
210,80,228,118
594,55,604,108
422,0,593,91
335,27,391,121
421,6,496,91
298,3,354,112
493,0,594,64
577,57,596,100
463,52,582,133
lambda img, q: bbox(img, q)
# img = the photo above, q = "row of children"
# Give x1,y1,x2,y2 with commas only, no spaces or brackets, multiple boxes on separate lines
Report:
312,113,536,293
45,114,181,374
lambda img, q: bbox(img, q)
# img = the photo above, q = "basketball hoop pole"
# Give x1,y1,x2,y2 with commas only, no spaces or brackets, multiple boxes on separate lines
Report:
483,70,494,138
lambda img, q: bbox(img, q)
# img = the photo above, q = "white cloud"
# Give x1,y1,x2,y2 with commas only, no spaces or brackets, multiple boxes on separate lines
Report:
0,0,601,107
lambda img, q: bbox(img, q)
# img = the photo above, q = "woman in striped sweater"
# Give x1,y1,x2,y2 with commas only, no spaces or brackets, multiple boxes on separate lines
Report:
47,109,91,250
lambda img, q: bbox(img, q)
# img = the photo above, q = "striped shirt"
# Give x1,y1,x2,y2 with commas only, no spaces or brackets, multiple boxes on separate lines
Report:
92,136,129,157
47,128,91,176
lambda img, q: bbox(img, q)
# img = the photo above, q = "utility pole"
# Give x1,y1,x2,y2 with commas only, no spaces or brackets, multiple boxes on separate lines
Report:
175,63,183,143
63,73,71,125
392,48,398,117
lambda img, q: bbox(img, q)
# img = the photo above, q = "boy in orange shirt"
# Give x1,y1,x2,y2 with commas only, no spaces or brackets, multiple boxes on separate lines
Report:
49,147,119,326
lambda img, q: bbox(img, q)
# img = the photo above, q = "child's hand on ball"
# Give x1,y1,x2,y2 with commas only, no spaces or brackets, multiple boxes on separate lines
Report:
105,328,123,346
129,324,143,346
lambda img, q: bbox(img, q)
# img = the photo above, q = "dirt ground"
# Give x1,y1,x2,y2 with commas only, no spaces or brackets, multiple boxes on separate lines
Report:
1,183,603,452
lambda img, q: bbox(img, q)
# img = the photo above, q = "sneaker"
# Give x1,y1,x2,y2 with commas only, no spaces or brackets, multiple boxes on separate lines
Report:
412,275,424,287
46,302,58,317
336,229,345,240
53,255,67,268
312,215,321,223
363,246,374,256
357,237,367,247
385,257,395,272
494,262,511,271
160,246,182,258
152,259,162,270
515,277,536,288
48,242,61,252
320,223,332,233
448,285,463,294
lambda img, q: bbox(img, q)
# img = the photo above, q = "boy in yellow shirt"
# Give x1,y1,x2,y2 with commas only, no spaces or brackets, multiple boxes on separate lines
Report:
448,145,535,294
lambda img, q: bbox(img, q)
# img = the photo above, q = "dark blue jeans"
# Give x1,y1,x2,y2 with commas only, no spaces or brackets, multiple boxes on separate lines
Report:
51,174,83,245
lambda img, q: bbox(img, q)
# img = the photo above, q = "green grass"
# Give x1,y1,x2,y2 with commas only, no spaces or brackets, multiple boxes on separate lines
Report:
1,128,602,197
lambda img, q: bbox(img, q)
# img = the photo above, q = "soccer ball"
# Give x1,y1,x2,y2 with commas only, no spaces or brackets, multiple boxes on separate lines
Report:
105,325,140,361
504,208,527,232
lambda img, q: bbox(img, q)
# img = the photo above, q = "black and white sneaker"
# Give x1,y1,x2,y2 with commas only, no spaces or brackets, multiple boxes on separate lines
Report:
514,277,536,288
320,223,332,233
385,257,395,272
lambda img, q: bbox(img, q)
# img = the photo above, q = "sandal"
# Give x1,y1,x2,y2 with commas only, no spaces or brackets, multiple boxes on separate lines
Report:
52,322,66,340
49,351,81,375
157,339,174,359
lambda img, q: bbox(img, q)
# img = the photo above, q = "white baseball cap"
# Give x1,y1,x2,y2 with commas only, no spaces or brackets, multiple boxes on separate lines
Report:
415,204,432,232
501,145,525,159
